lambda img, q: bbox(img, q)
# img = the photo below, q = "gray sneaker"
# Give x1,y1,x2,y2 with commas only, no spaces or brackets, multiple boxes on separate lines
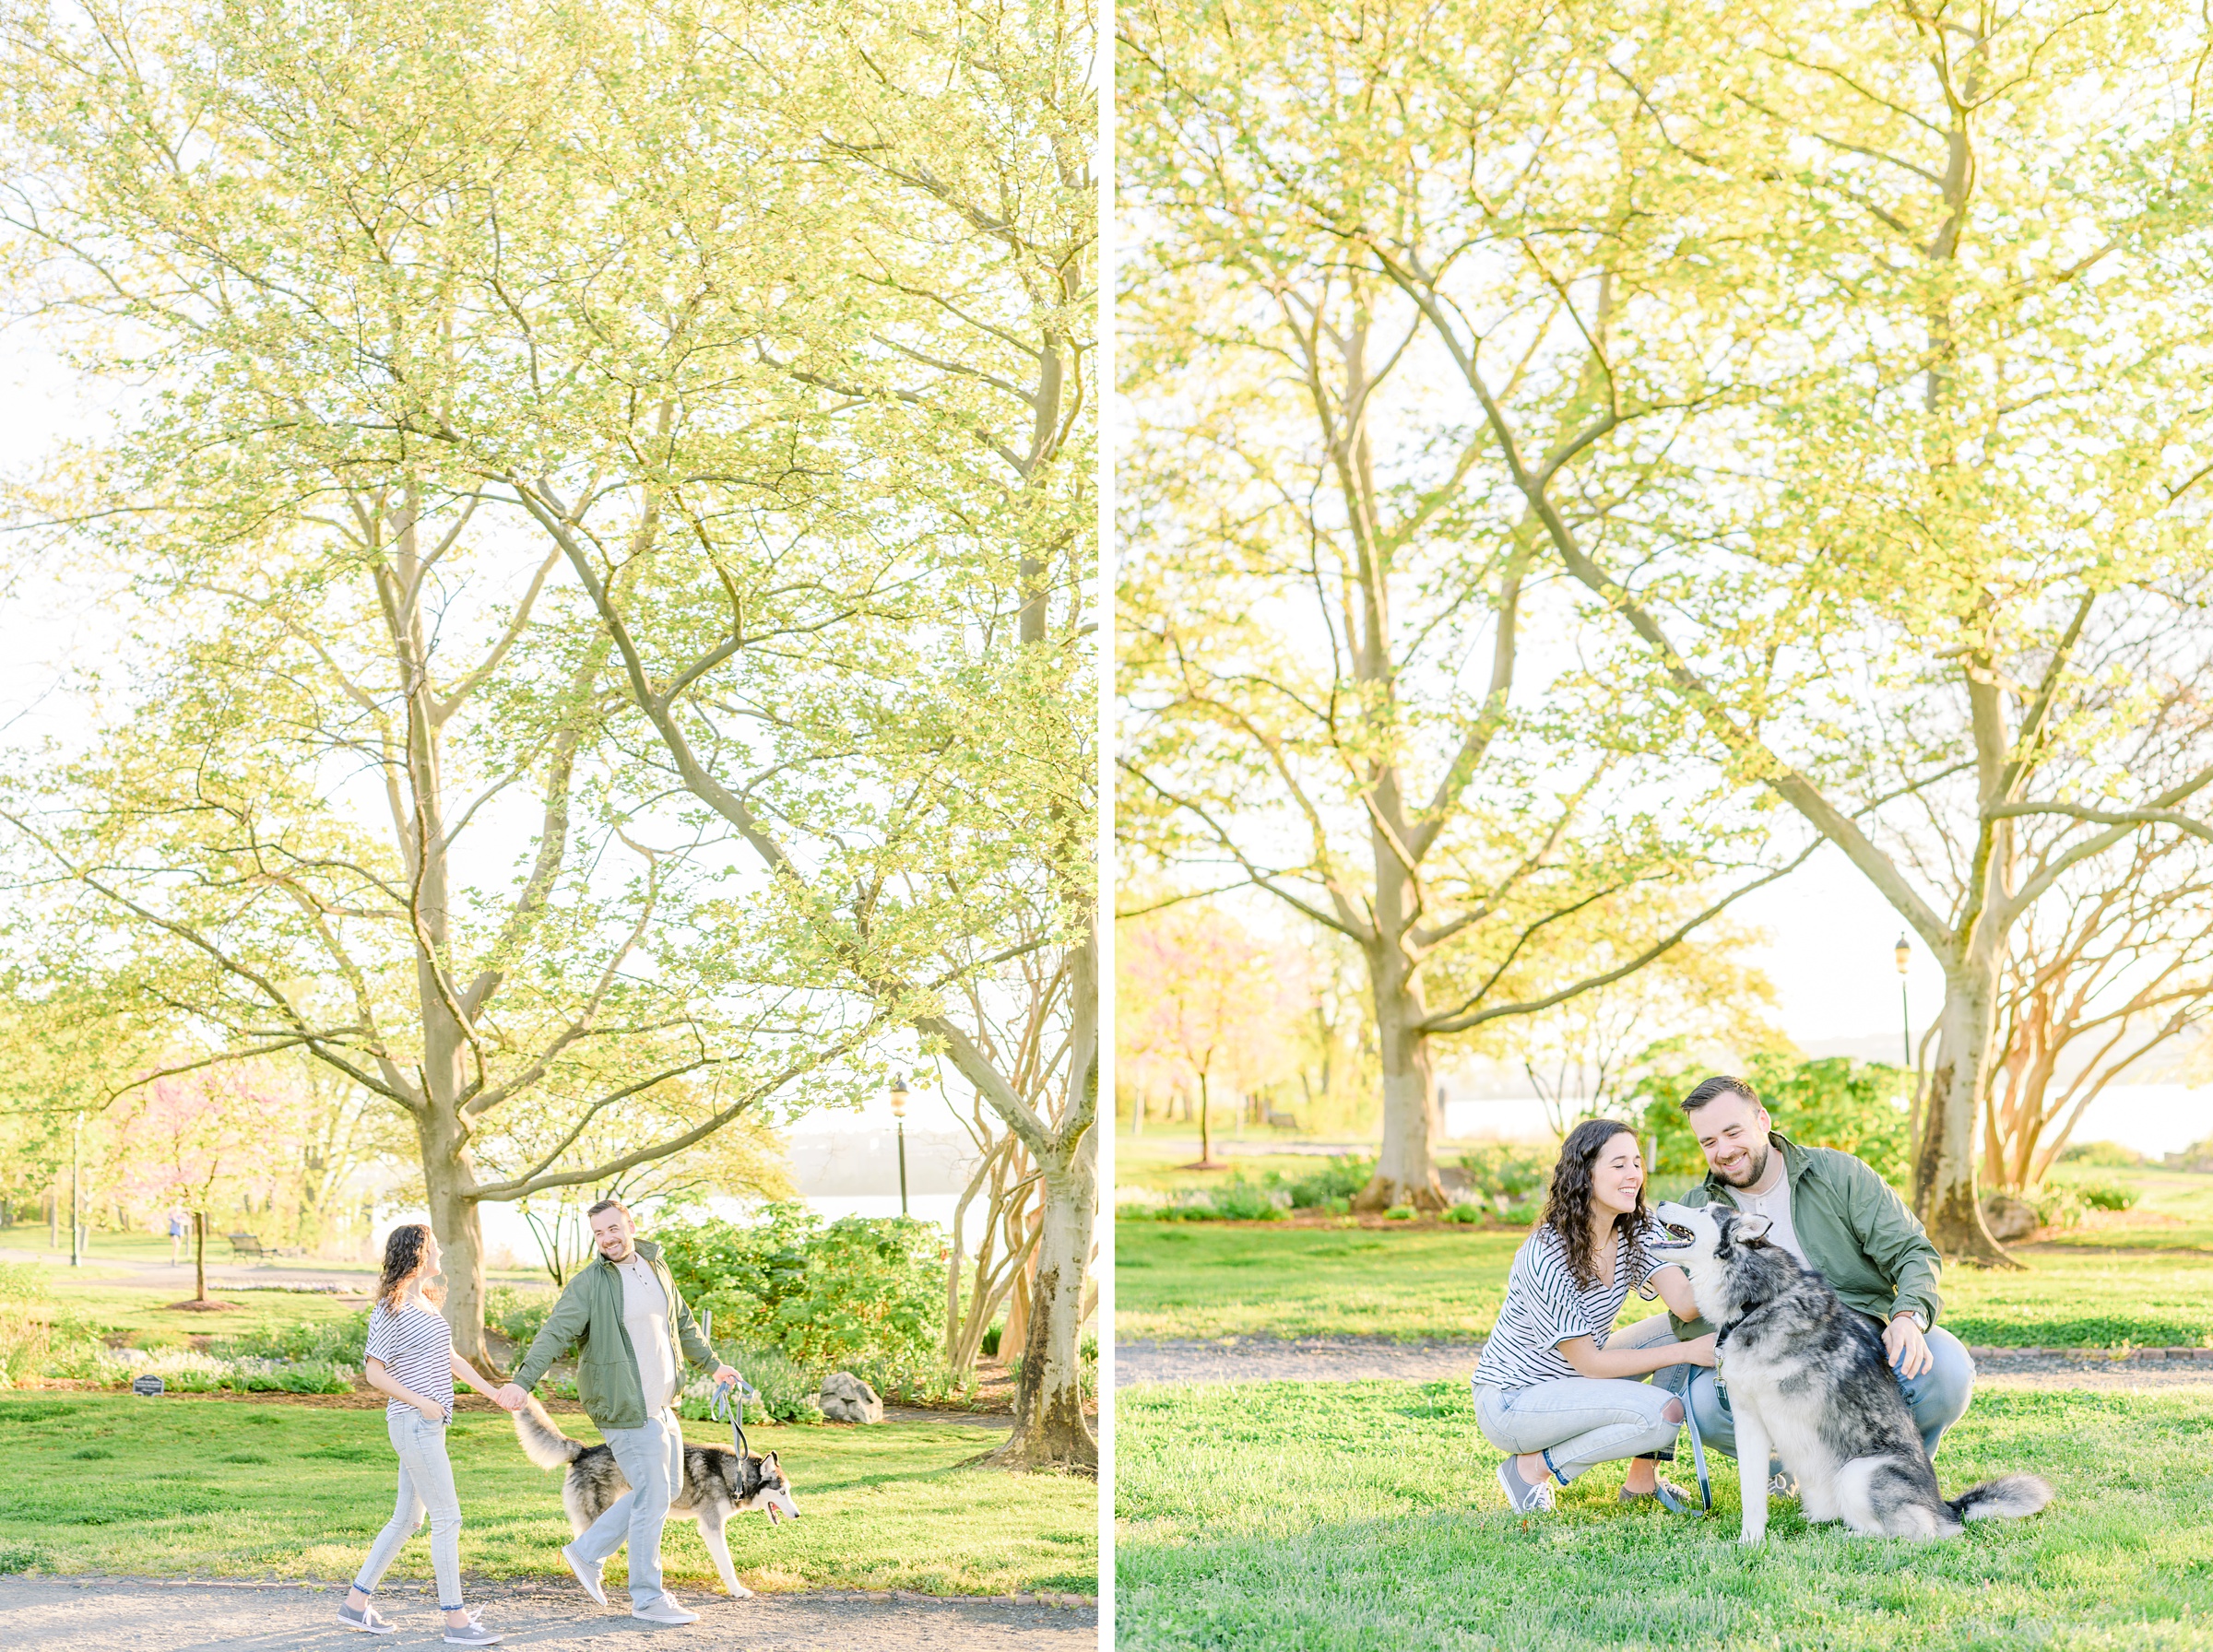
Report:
444,1609,504,1646
632,1595,701,1624
561,1540,609,1607
337,1600,396,1634
1496,1459,1557,1515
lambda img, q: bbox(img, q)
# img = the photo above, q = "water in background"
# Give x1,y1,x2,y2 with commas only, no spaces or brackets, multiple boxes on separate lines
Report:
1443,1082,2209,1158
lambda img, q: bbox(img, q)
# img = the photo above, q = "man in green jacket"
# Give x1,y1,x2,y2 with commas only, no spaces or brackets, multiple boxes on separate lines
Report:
495,1198,738,1625
1613,1074,1973,1487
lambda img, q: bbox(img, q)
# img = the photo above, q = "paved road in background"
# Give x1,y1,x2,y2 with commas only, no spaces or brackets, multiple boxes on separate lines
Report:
0,1577,1096,1651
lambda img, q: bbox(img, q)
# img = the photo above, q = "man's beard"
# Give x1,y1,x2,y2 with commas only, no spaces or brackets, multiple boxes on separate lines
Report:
598,1237,634,1260
1716,1140,1770,1188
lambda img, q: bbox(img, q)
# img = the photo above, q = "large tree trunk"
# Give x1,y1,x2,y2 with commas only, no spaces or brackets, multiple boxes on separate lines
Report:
1916,950,2017,1266
1355,965,1444,1211
420,1117,492,1363
987,1131,1096,1474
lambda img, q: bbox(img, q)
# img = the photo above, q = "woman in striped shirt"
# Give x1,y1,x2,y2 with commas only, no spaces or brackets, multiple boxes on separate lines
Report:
337,1223,512,1644
1473,1119,1717,1515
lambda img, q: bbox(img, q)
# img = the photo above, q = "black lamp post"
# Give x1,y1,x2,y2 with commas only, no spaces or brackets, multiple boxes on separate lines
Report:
890,1075,910,1218
1895,935,1912,1068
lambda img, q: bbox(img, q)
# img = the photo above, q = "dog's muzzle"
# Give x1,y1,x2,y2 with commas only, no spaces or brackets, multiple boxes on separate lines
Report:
1647,1221,1698,1251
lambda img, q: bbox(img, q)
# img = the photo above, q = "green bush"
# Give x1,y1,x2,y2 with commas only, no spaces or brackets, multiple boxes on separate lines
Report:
1205,1179,1286,1221
1635,1053,1911,1185
2058,1139,2146,1167
2020,1185,2086,1231
208,1313,367,1366
484,1284,554,1351
1457,1144,1547,1207
675,1341,824,1425
1284,1158,1373,1209
1443,1202,1484,1225
657,1203,946,1372
0,1263,48,1300
2073,1179,2141,1212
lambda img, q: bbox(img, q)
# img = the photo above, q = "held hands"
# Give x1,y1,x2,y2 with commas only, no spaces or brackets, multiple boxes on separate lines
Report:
491,1382,529,1413
1678,1333,1720,1369
1885,1314,1934,1379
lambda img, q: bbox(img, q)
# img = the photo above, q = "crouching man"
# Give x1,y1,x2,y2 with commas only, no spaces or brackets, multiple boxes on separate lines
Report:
1612,1075,1975,1494
493,1198,740,1625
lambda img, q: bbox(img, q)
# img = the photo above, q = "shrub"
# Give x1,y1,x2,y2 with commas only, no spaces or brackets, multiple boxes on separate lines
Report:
675,1342,824,1426
2073,1179,2140,1212
1443,1202,1484,1225
657,1203,946,1372
0,1263,48,1300
2058,1139,2145,1167
1205,1178,1287,1221
1284,1158,1373,1209
1457,1145,1546,1208
1635,1053,1912,1186
2019,1185,2086,1231
484,1285,554,1351
208,1313,368,1366
1384,1205,1416,1221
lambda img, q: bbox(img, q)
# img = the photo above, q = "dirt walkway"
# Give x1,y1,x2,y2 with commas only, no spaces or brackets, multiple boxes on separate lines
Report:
0,1575,1095,1651
1115,1336,2213,1389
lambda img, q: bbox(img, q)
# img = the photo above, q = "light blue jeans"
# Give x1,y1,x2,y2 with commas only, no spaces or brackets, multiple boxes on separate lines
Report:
572,1407,683,1608
1621,1313,1977,1462
353,1410,464,1611
1473,1329,1686,1484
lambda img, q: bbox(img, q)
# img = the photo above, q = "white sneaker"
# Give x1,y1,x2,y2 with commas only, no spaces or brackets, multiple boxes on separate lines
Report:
1767,1471,1800,1501
561,1541,608,1607
632,1595,700,1625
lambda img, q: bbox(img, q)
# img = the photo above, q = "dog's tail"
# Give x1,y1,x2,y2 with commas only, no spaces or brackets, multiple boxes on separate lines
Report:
1947,1474,2053,1522
513,1395,584,1469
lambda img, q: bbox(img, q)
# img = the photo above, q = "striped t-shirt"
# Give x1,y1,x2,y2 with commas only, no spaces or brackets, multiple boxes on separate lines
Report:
364,1299,456,1422
1473,1219,1672,1392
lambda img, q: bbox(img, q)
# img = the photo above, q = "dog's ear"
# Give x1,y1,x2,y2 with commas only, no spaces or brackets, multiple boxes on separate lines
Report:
763,1451,778,1469
1734,1213,1773,1245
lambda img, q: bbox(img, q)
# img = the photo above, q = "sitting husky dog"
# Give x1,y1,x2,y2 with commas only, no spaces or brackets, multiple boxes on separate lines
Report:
513,1396,799,1596
1651,1200,2051,1544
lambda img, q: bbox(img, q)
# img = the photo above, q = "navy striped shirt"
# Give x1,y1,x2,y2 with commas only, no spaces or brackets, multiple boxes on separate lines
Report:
364,1299,456,1422
1474,1220,1669,1391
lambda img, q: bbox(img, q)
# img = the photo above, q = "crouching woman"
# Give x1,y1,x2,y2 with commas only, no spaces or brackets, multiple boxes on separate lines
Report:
1473,1119,1715,1516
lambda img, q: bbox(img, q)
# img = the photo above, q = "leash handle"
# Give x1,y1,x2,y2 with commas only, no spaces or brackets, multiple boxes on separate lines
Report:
712,1375,760,1422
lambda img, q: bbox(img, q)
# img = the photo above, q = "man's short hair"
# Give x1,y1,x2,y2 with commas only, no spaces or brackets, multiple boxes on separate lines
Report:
1681,1074,1759,1115
586,1197,628,1219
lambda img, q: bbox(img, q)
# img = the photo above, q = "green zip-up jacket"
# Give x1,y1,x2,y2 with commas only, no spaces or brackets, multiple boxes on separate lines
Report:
1667,1131,1943,1339
512,1239,717,1432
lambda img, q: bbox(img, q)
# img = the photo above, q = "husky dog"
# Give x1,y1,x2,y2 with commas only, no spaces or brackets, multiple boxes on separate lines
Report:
1650,1200,2051,1545
513,1397,800,1597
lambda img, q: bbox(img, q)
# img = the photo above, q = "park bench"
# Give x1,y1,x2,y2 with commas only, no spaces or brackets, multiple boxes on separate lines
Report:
225,1232,303,1259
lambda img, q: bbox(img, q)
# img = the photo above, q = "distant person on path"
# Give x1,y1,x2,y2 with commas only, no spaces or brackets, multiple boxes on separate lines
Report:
494,1198,740,1626
337,1223,515,1644
167,1209,187,1266
1473,1118,1717,1515
1617,1074,1971,1495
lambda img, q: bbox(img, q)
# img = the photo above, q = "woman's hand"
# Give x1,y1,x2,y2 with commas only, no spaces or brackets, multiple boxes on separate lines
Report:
415,1397,445,1423
1677,1334,1719,1369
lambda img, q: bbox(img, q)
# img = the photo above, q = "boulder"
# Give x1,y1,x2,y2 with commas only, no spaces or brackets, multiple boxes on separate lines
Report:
818,1371,884,1424
1982,1194,2040,1242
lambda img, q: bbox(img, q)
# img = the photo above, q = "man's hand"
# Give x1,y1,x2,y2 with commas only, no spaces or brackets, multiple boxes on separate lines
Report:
493,1382,529,1413
1885,1314,1933,1379
711,1364,740,1390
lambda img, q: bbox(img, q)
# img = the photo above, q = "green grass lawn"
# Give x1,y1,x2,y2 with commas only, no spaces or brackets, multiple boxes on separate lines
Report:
1117,1378,2213,1650
0,1393,1095,1598
1119,1165,2213,1349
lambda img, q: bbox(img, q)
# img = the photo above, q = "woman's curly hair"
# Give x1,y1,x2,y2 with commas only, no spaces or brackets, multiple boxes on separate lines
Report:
374,1222,438,1310
1540,1119,1650,1288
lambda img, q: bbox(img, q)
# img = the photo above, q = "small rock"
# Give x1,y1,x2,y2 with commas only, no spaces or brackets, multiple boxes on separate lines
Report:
1981,1194,2039,1241
818,1371,883,1424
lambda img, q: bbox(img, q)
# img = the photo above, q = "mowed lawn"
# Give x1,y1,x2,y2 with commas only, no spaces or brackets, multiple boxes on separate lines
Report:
0,1394,1096,1598
1118,1163,2213,1348
1117,1378,2213,1651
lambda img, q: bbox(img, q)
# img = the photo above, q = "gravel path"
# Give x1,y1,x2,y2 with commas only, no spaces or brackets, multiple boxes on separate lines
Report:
0,1576,1095,1651
1116,1337,2213,1389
